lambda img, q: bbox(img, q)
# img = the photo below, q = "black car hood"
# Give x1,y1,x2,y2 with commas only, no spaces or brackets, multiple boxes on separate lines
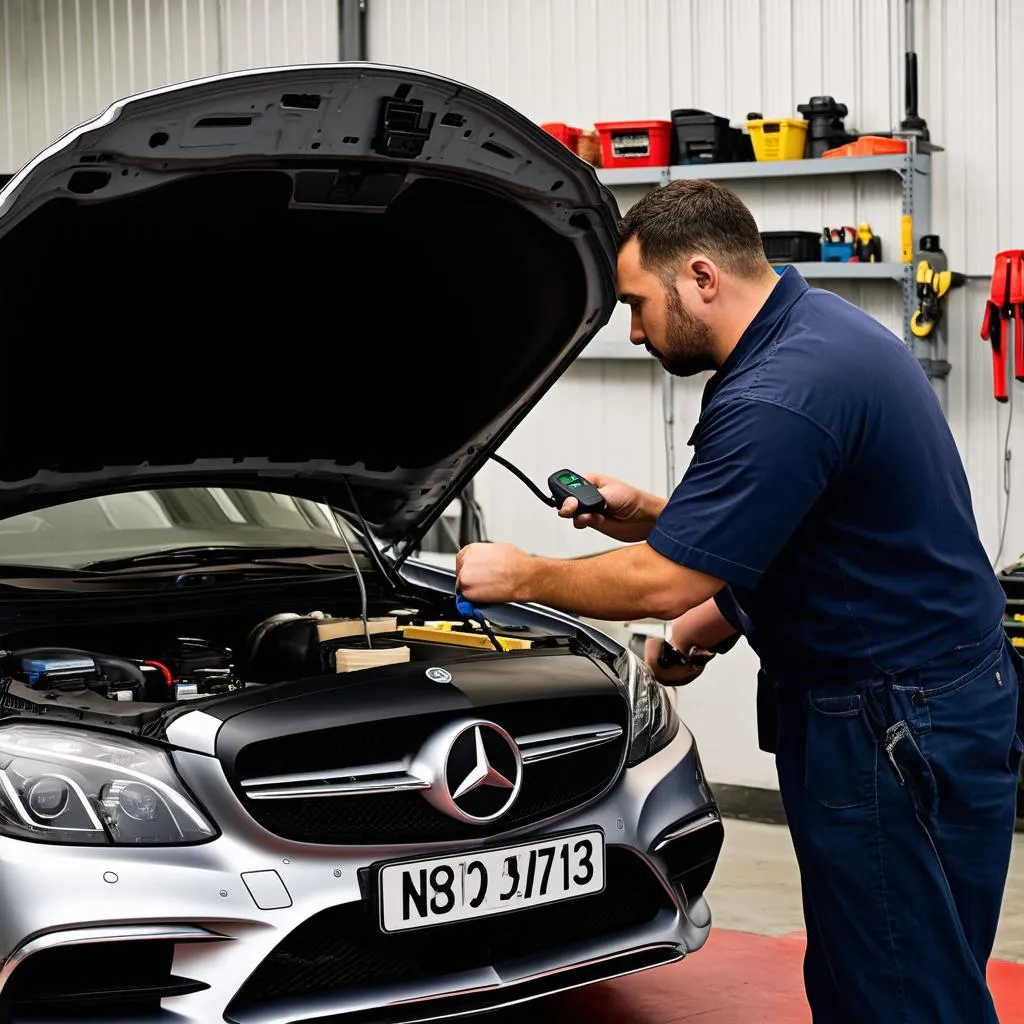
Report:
0,63,620,560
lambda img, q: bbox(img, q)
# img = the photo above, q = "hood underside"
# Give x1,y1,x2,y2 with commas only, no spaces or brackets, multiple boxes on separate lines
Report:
0,63,621,556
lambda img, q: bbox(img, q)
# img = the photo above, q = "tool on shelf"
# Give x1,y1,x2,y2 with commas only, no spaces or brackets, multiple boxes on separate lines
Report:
821,226,855,262
980,249,1024,402
910,235,965,341
796,96,856,158
851,222,882,263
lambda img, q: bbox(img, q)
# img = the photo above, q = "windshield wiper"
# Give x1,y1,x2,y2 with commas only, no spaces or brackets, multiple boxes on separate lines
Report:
80,544,356,573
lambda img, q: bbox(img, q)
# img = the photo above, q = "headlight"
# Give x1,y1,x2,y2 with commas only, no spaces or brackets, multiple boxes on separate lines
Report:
0,724,216,845
619,649,679,766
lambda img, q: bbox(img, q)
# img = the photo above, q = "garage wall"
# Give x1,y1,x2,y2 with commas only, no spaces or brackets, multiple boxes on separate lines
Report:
367,0,1024,790
0,0,339,174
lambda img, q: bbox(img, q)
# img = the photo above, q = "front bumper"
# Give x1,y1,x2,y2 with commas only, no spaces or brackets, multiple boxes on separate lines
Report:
0,720,721,1023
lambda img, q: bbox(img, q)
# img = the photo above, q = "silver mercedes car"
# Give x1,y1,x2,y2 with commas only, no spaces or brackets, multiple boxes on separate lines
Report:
0,63,723,1023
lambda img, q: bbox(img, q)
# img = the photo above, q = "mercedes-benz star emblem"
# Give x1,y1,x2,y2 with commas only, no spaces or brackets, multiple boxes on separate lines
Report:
425,667,452,684
411,718,523,824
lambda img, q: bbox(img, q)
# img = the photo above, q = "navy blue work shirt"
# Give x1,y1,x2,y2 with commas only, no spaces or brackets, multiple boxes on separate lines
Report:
647,267,1005,687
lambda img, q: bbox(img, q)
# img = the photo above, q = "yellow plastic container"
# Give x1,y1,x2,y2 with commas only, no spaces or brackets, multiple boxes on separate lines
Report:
746,117,808,161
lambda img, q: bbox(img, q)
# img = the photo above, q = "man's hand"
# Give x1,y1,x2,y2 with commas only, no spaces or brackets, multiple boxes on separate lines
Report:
557,473,665,543
455,542,530,605
643,635,714,686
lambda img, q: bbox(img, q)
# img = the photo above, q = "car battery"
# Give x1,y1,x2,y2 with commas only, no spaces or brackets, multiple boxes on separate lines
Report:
159,638,242,699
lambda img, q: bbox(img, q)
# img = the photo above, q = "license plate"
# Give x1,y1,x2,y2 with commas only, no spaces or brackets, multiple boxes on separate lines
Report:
378,828,605,933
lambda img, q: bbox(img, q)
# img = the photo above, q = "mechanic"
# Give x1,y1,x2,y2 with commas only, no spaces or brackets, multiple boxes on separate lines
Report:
455,179,1024,1023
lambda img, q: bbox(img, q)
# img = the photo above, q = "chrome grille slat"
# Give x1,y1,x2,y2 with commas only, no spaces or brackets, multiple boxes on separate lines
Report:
241,760,429,800
235,724,622,800
516,724,623,764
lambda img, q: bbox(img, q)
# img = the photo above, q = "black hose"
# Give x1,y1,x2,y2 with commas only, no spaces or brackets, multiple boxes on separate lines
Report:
489,454,557,508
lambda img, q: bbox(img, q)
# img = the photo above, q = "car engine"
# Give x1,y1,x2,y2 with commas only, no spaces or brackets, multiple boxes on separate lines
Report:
0,601,574,727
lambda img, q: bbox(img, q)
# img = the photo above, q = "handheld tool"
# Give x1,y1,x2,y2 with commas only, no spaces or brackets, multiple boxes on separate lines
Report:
852,222,882,263
489,453,607,516
454,592,505,652
910,236,966,339
547,469,607,514
980,249,1024,402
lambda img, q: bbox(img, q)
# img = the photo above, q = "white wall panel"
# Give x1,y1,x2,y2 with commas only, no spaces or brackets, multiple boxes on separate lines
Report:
368,0,1024,788
0,0,337,173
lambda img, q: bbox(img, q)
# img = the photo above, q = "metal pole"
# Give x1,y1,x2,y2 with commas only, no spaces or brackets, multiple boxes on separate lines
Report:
338,0,366,61
662,368,676,493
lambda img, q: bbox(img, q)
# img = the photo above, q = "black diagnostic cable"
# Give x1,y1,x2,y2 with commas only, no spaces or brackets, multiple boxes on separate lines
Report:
490,454,558,507
489,454,607,515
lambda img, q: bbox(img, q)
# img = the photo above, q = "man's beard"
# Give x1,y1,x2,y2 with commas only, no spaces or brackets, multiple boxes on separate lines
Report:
646,287,716,377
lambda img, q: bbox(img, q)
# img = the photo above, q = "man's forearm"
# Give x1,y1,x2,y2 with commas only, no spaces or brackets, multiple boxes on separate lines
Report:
635,491,669,539
517,542,722,622
669,597,738,651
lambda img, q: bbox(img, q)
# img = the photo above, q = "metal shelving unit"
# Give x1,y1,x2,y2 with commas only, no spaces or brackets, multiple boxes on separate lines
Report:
584,142,942,377
782,261,907,280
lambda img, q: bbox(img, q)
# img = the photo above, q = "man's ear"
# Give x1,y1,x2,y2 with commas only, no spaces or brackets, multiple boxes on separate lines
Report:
689,257,719,300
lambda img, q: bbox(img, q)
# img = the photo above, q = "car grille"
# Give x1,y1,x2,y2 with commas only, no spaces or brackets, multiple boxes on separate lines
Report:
226,846,671,1013
228,696,628,844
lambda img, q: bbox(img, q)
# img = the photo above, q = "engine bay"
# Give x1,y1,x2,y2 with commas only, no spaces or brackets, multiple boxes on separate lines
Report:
0,595,577,729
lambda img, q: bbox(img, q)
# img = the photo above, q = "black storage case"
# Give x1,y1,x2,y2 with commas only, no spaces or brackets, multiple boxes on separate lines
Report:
759,231,821,263
670,108,754,164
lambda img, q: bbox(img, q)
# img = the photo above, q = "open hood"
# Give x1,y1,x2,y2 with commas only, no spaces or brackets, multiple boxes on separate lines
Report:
0,63,621,561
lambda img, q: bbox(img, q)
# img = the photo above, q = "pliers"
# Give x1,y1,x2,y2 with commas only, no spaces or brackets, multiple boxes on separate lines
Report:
981,249,1024,402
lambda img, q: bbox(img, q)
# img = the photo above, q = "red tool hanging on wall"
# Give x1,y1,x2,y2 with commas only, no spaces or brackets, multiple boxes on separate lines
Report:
980,249,1024,402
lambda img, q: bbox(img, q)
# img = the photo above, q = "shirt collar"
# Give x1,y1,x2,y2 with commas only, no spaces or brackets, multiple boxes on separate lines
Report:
699,266,809,412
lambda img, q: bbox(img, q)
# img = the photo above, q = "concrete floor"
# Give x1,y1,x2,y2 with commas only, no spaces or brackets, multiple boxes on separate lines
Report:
705,819,1024,962
492,820,1024,1022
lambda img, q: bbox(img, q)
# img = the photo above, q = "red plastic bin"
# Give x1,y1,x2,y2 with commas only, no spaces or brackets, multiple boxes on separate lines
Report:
541,122,583,152
593,120,672,168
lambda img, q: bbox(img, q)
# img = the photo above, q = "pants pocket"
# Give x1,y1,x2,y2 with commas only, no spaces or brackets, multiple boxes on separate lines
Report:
804,692,875,810
883,717,939,821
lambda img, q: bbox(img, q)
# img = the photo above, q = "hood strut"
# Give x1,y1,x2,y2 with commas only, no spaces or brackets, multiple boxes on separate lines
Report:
341,478,405,595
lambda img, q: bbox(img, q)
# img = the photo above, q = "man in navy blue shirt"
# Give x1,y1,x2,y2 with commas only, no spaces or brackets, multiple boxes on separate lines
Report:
456,179,1024,1022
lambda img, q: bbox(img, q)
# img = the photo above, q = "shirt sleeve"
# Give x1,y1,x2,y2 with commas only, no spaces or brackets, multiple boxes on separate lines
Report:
710,586,747,651
648,397,840,590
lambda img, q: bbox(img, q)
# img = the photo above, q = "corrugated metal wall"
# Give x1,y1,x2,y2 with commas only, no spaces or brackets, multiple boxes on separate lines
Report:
0,1,1018,787
0,0,338,174
367,0,1023,569
367,0,1024,789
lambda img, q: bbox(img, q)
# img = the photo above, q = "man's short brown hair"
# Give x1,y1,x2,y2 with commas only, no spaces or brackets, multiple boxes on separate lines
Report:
618,178,769,282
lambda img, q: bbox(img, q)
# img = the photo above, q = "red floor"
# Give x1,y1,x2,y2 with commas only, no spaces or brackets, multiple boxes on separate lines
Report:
502,929,1024,1023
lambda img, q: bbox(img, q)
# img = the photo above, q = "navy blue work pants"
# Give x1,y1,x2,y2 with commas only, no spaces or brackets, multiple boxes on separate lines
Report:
774,622,1024,1023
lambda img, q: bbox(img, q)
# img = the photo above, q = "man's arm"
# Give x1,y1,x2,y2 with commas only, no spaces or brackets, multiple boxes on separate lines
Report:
456,398,839,621
669,596,739,651
455,539,725,621
644,597,738,685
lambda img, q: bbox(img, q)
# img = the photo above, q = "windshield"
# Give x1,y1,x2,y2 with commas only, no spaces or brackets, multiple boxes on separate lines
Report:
0,488,366,570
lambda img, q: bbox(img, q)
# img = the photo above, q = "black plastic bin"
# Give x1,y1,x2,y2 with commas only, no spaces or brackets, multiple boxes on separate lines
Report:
670,109,754,164
759,231,821,264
